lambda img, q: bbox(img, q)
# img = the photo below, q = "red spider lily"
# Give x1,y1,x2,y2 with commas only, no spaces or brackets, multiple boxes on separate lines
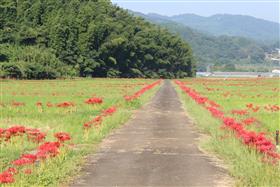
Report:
24,169,32,175
124,95,135,101
264,105,280,112
21,154,37,162
7,126,26,135
12,158,34,166
56,102,75,108
83,116,103,129
222,117,278,157
85,97,103,105
93,116,102,123
206,106,224,118
207,100,221,108
26,129,46,143
175,80,280,162
252,106,260,112
36,142,60,159
11,102,25,107
242,117,257,125
46,102,53,107
0,128,4,138
92,116,103,127
36,102,43,107
124,80,161,102
83,122,92,129
0,171,14,184
174,80,208,105
231,109,248,115
246,103,260,112
54,132,71,142
6,168,17,175
246,103,253,108
12,154,37,166
0,126,46,143
102,107,117,116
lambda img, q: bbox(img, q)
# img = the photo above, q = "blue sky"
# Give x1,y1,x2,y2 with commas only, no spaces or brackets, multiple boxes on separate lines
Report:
111,0,280,23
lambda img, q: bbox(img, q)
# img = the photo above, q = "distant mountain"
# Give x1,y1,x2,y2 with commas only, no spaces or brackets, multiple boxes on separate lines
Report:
167,13,280,42
132,11,274,71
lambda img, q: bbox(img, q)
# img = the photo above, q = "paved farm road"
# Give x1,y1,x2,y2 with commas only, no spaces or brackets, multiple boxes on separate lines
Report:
71,80,231,187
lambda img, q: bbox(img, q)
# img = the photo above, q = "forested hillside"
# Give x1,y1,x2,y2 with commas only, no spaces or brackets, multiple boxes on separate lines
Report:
168,14,279,42
0,0,195,79
134,12,273,71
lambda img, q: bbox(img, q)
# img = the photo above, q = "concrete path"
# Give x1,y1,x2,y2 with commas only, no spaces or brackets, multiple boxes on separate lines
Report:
71,80,231,187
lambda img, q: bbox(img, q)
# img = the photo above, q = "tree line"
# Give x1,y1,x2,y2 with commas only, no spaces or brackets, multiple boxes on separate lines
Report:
0,0,195,79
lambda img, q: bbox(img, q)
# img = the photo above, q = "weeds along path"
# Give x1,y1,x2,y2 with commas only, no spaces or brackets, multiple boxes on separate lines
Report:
71,80,230,187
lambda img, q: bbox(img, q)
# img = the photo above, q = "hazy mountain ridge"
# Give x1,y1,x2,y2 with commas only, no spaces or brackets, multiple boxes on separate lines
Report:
152,13,280,42
132,11,276,71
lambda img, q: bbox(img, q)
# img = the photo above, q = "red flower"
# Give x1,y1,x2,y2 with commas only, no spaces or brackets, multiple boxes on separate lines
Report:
252,106,260,112
0,171,14,184
83,122,91,129
206,106,224,119
11,102,25,107
124,80,161,102
7,168,17,175
246,103,253,108
12,154,37,166
85,97,103,105
231,109,248,115
57,102,75,108
26,129,46,143
6,126,25,136
102,107,117,116
36,142,60,159
242,117,257,125
54,132,71,142
0,128,4,139
36,102,43,107
24,169,32,175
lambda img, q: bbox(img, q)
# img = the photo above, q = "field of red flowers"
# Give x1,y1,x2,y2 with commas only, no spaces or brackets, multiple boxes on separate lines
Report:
175,78,280,186
0,79,160,186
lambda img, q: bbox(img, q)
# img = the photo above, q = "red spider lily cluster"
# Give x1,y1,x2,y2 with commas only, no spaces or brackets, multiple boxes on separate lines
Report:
34,101,75,108
36,102,43,107
83,106,117,129
124,80,161,101
264,104,280,112
47,102,54,107
1,80,162,184
242,117,257,125
175,80,280,163
231,109,248,116
246,103,260,112
54,132,71,142
56,102,75,108
0,130,71,184
222,117,279,159
0,126,46,143
85,97,103,105
0,168,16,183
11,102,25,107
102,107,117,116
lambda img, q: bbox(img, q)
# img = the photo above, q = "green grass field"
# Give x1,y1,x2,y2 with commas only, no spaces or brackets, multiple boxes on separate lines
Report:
175,78,280,186
0,79,160,186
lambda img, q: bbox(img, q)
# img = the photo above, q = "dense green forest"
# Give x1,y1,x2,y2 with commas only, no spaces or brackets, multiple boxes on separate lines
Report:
0,0,195,79
134,12,276,71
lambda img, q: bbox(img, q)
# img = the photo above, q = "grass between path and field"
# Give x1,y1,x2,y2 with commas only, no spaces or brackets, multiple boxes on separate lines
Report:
174,78,280,187
0,78,161,186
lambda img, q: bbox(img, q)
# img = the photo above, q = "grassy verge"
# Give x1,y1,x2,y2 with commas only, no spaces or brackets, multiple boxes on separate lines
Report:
174,83,280,187
0,79,161,186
